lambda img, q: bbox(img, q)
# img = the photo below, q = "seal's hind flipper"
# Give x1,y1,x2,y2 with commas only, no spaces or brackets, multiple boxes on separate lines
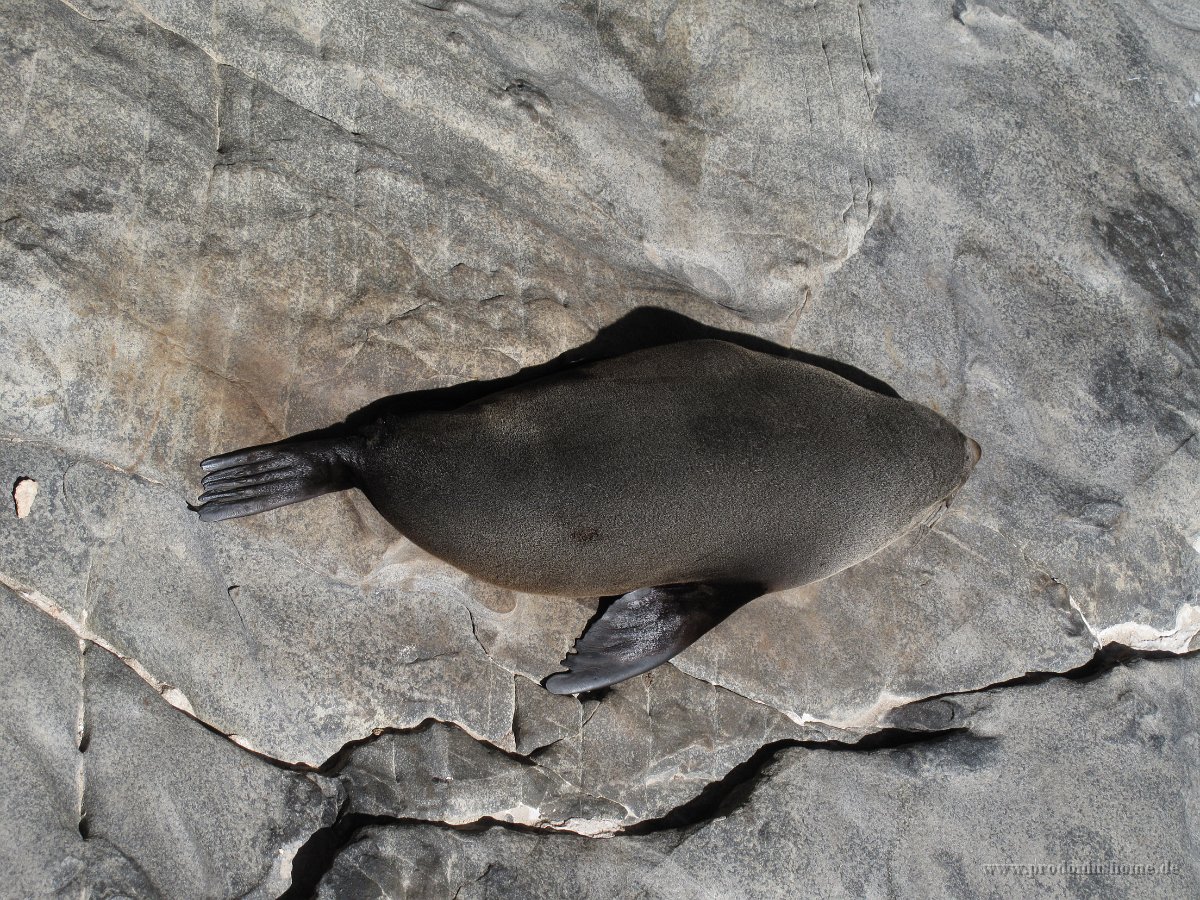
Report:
196,437,358,522
543,582,761,695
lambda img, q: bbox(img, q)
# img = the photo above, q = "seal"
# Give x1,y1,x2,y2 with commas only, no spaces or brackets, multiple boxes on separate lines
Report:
196,339,981,693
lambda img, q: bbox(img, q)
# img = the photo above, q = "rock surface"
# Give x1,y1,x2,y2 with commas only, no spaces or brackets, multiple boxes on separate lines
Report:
319,655,1200,899
0,588,338,897
1,0,1197,894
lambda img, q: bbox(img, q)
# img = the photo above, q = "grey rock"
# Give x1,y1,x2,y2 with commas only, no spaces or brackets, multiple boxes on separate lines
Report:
0,588,339,898
0,586,138,896
79,644,341,898
320,656,1200,899
654,659,1200,899
320,826,675,900
338,721,629,832
801,0,1200,645
334,663,824,831
512,673,579,756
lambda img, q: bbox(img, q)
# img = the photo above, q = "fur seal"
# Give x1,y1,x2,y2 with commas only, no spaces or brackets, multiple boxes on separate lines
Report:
196,338,980,694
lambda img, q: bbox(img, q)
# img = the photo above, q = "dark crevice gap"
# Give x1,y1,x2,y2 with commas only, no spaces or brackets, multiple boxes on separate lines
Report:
316,718,541,777
276,641,1200,897
623,725,977,835
278,810,606,900
279,811,386,900
925,641,1200,704
275,725,974,898
76,639,89,843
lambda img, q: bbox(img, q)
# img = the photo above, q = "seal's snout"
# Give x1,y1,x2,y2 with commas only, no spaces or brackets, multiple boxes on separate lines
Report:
940,434,981,510
966,436,982,468
952,435,982,497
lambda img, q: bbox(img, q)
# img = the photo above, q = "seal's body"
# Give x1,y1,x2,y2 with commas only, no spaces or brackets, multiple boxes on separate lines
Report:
198,339,980,693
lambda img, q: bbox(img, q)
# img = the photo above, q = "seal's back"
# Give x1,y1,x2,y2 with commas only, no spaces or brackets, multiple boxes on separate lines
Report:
359,339,977,596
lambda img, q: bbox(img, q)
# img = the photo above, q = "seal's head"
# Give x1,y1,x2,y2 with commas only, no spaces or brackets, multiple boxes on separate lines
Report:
917,416,982,528
950,433,982,502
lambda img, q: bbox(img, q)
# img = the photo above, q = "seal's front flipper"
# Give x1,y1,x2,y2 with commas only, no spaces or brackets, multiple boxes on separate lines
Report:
543,582,761,695
196,437,360,522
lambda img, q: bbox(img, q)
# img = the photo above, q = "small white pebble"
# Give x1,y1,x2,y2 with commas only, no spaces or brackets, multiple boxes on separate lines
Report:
1191,531,1200,554
13,477,38,518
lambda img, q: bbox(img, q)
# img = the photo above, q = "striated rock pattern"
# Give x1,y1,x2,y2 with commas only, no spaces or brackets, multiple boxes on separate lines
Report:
1,0,1197,894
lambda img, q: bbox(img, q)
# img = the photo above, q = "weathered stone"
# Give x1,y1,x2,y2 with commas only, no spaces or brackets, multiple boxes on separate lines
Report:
338,721,629,833
0,587,136,896
320,656,1200,898
80,641,341,898
801,0,1200,645
334,662,829,831
0,588,339,898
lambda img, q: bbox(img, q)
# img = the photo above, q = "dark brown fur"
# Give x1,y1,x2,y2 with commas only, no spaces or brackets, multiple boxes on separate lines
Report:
337,339,979,596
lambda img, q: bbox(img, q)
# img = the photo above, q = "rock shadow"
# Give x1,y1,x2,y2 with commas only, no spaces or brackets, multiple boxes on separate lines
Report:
293,306,900,445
